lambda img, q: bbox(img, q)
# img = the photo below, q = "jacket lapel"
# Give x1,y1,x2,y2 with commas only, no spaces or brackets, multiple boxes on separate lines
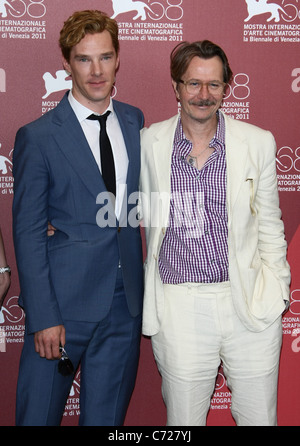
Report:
223,113,249,225
113,101,137,196
150,115,179,229
153,115,178,195
51,93,106,198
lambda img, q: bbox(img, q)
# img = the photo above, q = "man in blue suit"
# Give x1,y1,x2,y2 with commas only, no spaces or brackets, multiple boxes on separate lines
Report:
13,10,144,426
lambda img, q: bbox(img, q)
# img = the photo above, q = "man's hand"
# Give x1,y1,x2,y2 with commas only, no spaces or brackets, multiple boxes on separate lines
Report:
47,222,56,237
34,325,65,360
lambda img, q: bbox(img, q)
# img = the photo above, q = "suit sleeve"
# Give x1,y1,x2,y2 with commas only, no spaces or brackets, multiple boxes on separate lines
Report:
256,132,291,301
13,125,63,334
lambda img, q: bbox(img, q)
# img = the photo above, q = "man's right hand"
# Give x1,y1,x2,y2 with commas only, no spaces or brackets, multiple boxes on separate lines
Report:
34,325,65,360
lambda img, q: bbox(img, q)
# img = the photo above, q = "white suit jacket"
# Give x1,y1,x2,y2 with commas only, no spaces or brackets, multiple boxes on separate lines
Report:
140,112,290,336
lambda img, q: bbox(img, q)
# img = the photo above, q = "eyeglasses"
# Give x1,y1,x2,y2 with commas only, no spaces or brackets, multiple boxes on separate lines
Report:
58,345,74,376
178,79,226,95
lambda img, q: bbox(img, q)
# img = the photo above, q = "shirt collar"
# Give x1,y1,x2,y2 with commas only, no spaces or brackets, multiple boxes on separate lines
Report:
68,90,114,123
174,110,226,155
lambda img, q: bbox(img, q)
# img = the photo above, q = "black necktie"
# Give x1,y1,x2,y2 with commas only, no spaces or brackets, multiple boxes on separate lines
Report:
87,111,116,197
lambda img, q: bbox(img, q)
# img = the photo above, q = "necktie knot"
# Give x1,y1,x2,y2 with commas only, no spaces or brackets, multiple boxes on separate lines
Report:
87,111,111,125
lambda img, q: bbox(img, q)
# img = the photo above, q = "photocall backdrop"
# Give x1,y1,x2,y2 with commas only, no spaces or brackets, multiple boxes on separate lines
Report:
0,0,299,426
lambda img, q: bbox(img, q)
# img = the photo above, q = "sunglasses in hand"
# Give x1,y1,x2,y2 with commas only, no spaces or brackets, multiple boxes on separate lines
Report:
58,345,74,376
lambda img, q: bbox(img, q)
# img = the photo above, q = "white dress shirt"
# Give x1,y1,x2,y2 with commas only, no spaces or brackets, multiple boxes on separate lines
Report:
68,91,128,220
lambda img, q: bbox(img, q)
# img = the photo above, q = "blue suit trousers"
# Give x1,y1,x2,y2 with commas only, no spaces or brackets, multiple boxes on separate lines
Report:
16,267,142,426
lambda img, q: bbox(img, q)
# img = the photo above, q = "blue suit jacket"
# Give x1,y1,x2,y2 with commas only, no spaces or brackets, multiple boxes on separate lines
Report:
13,92,144,334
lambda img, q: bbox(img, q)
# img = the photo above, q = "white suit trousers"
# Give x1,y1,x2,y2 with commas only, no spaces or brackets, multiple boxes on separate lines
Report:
151,281,283,426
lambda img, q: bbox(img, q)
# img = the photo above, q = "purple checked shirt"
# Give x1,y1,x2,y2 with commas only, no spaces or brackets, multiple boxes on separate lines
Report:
158,111,229,284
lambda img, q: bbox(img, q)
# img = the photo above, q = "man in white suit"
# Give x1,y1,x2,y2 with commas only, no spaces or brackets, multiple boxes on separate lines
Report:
139,40,290,426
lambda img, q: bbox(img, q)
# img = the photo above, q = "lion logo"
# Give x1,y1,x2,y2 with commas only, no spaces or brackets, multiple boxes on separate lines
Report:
244,0,290,22
110,0,157,21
